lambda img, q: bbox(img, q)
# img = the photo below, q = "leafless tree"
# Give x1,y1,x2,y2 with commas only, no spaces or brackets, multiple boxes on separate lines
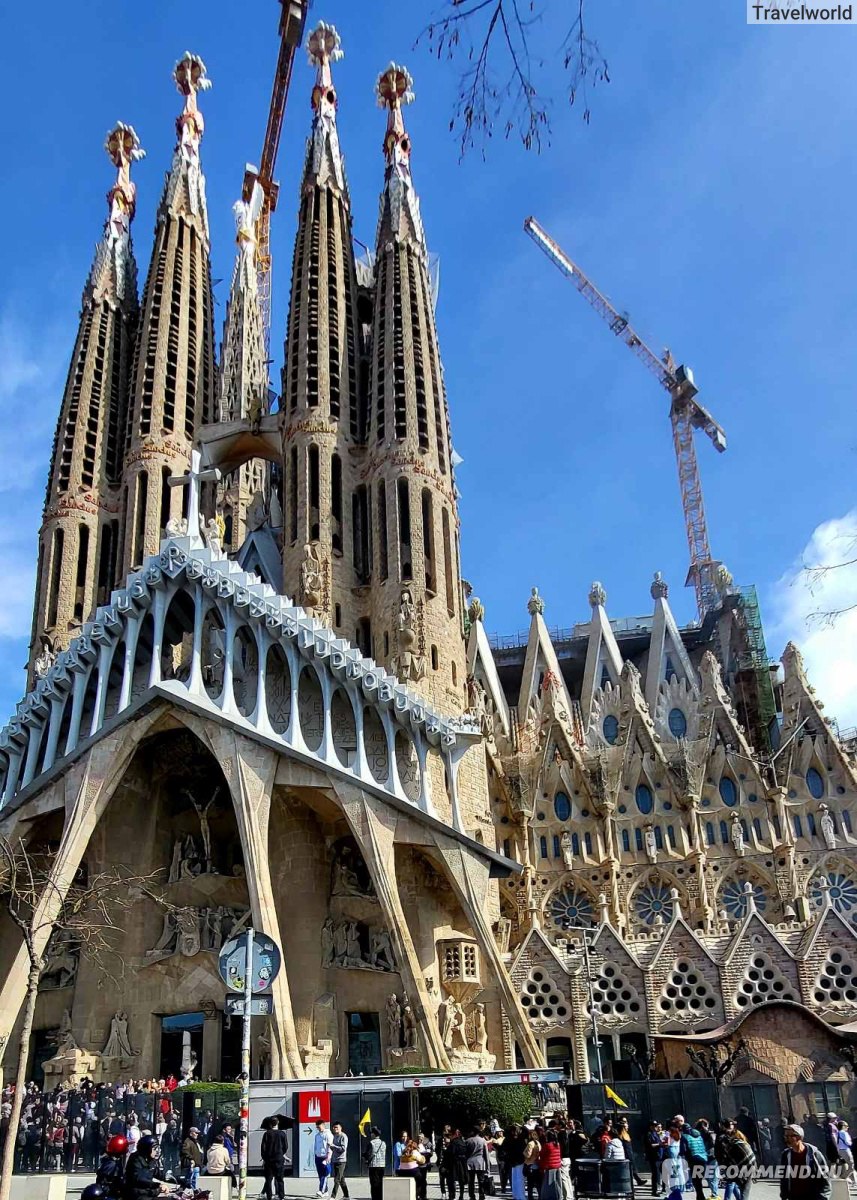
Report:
416,0,609,157
0,838,162,1200
802,539,857,627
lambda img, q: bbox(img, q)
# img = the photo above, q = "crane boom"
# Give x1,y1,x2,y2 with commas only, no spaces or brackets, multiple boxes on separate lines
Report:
523,215,727,618
245,0,310,358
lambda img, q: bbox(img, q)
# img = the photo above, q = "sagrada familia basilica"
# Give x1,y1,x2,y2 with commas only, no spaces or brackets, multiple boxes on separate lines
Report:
2,22,857,1112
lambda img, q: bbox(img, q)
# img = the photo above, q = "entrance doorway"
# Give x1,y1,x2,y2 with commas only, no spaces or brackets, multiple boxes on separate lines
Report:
159,1011,204,1079
347,1012,382,1075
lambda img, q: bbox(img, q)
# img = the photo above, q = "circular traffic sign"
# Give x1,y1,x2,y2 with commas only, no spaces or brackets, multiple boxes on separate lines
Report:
218,930,282,994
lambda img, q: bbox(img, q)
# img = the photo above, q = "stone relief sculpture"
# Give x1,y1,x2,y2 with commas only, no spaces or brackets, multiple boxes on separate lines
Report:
203,515,225,557
391,588,426,683
466,675,494,739
330,842,375,898
40,936,79,991
644,824,658,863
440,994,467,1050
820,805,837,850
165,515,188,537
103,1011,135,1058
57,1009,79,1053
472,1002,489,1056
33,637,57,680
303,992,338,1075
146,905,250,962
182,787,219,874
402,1004,417,1049
301,542,325,613
731,815,745,857
321,918,396,971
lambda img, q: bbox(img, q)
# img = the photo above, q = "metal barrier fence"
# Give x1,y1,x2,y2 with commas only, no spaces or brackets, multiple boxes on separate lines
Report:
10,1086,240,1175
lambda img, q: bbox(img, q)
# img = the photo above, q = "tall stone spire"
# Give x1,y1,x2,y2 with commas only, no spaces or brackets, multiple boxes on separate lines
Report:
281,23,366,634
29,124,143,678
121,52,216,571
216,181,269,550
368,65,463,710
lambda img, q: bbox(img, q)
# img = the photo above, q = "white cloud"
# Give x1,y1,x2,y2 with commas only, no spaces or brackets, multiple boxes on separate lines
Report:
767,510,857,730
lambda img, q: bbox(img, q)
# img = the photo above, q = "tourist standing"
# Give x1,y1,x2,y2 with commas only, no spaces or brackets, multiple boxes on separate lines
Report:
523,1127,542,1200
465,1127,491,1200
314,1119,335,1197
180,1127,204,1192
364,1127,387,1200
260,1116,289,1200
538,1130,563,1200
617,1116,644,1187
394,1130,409,1173
398,1137,428,1200
330,1121,350,1199
505,1125,527,1200
447,1129,470,1200
780,1124,831,1200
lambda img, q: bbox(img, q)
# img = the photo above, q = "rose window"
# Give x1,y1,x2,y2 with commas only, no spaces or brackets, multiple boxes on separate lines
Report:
721,879,768,919
549,886,594,929
811,872,857,918
634,882,674,926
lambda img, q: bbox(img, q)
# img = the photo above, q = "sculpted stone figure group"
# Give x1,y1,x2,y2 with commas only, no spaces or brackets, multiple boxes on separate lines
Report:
146,904,250,961
321,917,395,972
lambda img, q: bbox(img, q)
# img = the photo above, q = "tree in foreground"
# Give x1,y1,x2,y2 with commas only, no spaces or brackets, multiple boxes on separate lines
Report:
0,837,162,1200
417,0,609,156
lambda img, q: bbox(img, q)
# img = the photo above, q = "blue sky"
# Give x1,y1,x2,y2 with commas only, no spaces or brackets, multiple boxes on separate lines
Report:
0,0,855,726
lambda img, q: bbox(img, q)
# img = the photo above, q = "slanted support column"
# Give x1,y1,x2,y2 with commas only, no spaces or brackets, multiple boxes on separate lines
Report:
0,712,163,1054
2,745,25,805
21,720,45,789
119,614,142,712
149,588,168,688
203,726,305,1079
431,838,545,1068
333,780,452,1071
65,669,89,756
90,641,113,736
42,698,65,773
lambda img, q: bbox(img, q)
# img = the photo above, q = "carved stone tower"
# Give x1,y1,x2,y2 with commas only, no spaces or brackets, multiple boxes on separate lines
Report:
280,23,365,634
29,123,143,678
217,180,270,550
121,52,216,572
368,64,465,712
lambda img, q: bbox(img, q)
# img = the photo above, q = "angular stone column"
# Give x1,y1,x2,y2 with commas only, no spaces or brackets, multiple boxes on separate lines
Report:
201,723,305,1079
333,780,451,1070
0,712,162,1056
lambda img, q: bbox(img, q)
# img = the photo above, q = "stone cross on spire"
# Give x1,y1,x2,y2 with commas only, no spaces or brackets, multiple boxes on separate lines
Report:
173,51,211,164
307,21,343,106
376,62,415,166
104,122,145,231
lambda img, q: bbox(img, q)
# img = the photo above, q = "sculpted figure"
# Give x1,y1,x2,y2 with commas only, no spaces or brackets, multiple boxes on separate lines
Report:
560,831,574,871
33,638,56,680
730,815,745,857
321,917,335,968
301,542,324,611
820,805,837,850
346,921,363,966
385,993,402,1050
103,1011,134,1058
402,1005,417,1049
204,515,224,557
370,929,395,972
472,1003,488,1054
146,910,178,960
165,515,188,537
644,824,658,864
175,907,202,957
333,920,349,966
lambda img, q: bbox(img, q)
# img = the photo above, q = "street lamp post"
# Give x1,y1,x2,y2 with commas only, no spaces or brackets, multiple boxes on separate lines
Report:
565,922,607,1118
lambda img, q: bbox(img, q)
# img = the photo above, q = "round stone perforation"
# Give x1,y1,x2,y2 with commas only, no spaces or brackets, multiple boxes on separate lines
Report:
814,949,857,1006
658,959,718,1020
520,967,569,1023
735,951,797,1008
590,963,643,1024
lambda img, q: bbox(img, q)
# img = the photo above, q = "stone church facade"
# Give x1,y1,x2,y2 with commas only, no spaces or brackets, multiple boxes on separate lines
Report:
1,28,857,1091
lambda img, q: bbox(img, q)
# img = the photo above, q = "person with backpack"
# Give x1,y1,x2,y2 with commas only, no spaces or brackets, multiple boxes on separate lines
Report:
680,1121,711,1200
780,1124,831,1200
363,1126,386,1200
715,1119,757,1200
95,1132,128,1199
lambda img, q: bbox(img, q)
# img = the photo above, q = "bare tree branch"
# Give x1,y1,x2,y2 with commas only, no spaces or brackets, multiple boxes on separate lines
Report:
416,0,609,157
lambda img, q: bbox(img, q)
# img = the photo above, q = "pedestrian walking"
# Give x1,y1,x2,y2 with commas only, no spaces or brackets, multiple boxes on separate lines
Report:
836,1121,857,1186
364,1126,387,1200
695,1119,718,1199
715,1118,756,1200
314,1119,334,1197
617,1116,645,1187
646,1122,665,1196
330,1121,350,1199
780,1124,831,1200
261,1116,289,1200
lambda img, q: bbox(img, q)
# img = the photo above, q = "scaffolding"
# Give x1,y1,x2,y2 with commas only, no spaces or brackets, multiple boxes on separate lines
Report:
734,585,777,751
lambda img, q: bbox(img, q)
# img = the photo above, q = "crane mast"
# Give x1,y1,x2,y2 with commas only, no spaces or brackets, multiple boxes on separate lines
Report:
523,216,727,619
244,0,310,359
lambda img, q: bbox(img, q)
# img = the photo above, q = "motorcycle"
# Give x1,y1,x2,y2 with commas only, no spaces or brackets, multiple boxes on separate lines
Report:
162,1171,212,1198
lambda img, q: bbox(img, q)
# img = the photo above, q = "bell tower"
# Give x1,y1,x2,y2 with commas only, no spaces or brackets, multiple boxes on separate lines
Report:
367,64,465,712
121,52,216,572
29,123,142,679
280,22,365,632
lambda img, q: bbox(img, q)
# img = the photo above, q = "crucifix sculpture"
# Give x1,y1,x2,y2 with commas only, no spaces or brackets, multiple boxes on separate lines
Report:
168,449,221,541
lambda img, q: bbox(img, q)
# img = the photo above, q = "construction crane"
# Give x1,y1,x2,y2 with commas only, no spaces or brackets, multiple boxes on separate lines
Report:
243,0,310,356
524,216,727,620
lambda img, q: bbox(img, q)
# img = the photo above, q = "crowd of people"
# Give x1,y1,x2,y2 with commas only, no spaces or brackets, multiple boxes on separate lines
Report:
0,1075,237,1183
